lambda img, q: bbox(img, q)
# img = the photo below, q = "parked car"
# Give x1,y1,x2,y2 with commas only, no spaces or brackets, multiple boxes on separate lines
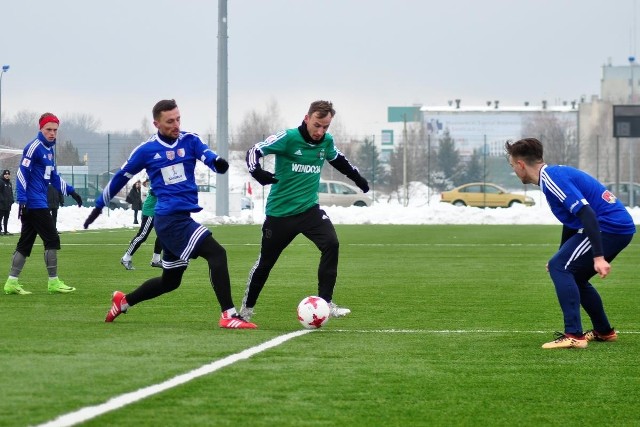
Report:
604,182,640,206
75,183,129,210
197,184,254,210
440,182,535,208
318,180,372,207
107,194,131,210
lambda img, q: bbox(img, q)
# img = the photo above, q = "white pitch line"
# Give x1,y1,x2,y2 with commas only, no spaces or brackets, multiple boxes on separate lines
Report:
35,329,313,427
324,329,640,334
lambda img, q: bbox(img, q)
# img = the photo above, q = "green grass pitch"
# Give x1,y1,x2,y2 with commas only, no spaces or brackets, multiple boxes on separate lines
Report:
1,224,639,426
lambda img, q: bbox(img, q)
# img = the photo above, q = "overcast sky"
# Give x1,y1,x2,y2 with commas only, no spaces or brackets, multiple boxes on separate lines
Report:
1,0,638,138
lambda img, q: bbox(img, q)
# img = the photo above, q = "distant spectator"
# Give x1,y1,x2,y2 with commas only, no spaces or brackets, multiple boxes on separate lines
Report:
126,181,143,224
0,169,14,235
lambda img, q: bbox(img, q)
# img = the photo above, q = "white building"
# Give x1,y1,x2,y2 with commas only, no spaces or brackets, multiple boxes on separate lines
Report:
381,100,578,161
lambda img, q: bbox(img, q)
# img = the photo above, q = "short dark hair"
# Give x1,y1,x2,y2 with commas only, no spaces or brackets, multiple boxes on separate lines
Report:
504,138,544,165
152,99,178,120
308,100,335,119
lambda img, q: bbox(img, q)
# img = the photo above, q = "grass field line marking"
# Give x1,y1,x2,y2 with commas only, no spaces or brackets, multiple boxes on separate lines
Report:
3,242,559,247
326,329,640,334
347,243,557,247
35,329,313,427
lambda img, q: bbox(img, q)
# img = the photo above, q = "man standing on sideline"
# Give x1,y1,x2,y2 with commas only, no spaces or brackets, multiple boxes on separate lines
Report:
4,113,83,295
241,100,369,322
84,99,256,329
0,169,14,235
126,180,143,224
120,182,162,270
505,138,635,349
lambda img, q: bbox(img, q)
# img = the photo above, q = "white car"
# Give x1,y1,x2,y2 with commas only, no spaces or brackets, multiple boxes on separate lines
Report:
318,180,372,207
197,184,254,210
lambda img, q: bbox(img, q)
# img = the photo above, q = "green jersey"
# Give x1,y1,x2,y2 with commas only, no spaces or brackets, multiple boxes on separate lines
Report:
258,128,338,217
141,186,157,217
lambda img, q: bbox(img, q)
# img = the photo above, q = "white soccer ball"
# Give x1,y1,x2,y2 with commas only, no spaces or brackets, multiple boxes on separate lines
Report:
297,296,331,329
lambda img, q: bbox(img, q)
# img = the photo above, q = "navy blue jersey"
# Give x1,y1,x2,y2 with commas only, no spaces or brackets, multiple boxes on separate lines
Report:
16,133,75,209
540,165,636,235
96,131,222,215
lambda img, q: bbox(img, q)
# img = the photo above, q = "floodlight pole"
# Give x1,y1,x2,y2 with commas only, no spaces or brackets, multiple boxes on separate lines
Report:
402,113,408,207
216,0,229,215
630,57,636,206
0,65,10,143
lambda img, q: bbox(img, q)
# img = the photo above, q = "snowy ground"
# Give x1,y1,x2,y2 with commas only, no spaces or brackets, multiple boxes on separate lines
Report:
6,157,640,233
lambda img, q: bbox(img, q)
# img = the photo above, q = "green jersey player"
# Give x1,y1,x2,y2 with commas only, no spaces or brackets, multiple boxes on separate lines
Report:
242,100,369,322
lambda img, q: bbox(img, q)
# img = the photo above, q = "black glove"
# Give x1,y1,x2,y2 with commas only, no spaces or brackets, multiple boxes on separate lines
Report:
83,207,103,229
251,167,279,186
214,157,229,174
18,204,27,219
351,174,369,193
70,191,83,207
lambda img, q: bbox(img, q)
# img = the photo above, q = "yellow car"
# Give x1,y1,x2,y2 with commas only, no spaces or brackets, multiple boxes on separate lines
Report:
440,183,535,208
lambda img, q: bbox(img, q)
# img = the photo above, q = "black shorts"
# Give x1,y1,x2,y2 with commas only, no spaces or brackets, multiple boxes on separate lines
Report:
16,208,60,256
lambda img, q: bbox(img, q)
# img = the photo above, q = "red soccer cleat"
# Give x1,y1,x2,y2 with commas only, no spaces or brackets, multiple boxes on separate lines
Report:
219,311,257,329
585,329,618,342
105,291,128,322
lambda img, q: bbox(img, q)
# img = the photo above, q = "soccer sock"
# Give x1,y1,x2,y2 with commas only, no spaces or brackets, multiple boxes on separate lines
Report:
122,254,132,262
9,251,27,277
152,253,161,262
44,249,58,277
222,308,237,318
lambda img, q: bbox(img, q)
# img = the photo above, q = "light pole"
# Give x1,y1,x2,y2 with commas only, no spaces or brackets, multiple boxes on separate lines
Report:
0,65,10,143
630,56,636,206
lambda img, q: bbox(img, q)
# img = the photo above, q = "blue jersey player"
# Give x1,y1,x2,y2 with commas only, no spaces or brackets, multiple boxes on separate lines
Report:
83,99,256,329
4,113,83,296
506,138,635,349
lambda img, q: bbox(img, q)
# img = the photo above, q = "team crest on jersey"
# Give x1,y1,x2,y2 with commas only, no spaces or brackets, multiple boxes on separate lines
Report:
48,153,53,161
21,158,31,167
602,190,617,204
177,148,185,158
166,151,175,160
317,149,325,160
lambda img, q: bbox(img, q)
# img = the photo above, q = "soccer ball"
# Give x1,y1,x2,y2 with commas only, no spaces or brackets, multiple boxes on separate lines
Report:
297,296,331,329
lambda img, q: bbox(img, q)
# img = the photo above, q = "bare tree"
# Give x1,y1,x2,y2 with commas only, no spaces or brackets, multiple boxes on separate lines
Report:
232,99,284,151
63,113,101,133
522,114,578,166
3,110,39,146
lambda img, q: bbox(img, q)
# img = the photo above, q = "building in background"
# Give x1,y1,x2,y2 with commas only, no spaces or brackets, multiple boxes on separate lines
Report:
380,57,640,206
383,101,577,159
579,58,640,196
381,100,578,190
420,101,577,159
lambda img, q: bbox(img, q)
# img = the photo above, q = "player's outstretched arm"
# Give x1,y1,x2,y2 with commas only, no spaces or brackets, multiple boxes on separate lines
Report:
329,153,369,193
84,207,102,229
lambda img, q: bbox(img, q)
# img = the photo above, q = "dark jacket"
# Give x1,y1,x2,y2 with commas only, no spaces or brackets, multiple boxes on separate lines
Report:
47,184,64,210
0,177,14,211
126,185,143,211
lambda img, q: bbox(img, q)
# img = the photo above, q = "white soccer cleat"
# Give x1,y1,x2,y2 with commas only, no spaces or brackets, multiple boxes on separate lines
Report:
329,301,351,318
